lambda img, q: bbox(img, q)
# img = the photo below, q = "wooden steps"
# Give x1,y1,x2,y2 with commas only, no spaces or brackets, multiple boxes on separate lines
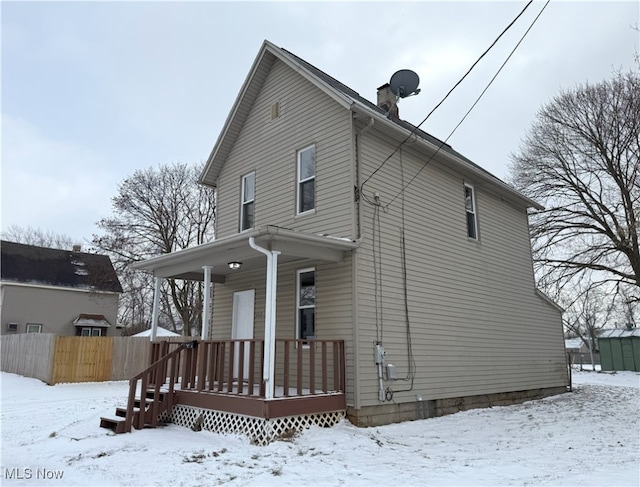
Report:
99,341,190,434
99,416,127,434
100,389,174,434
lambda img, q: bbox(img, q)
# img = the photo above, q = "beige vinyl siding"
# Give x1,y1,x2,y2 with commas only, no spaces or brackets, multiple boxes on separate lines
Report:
210,269,266,341
354,129,567,407
210,255,355,404
215,59,354,240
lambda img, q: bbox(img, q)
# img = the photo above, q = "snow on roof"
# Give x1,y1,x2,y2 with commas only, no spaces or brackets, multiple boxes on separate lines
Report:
73,314,112,328
598,328,640,339
1,240,122,293
133,327,181,337
564,338,584,350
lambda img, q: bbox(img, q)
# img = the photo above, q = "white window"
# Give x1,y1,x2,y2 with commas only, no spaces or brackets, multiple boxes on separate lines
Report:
26,323,42,333
464,184,478,240
296,268,316,340
240,172,255,231
297,145,316,214
80,327,103,337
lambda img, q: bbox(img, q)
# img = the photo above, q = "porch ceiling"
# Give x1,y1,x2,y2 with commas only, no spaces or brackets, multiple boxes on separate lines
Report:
132,226,359,281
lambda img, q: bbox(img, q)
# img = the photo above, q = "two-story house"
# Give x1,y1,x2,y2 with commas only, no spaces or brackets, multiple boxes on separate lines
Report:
1,241,122,336
123,40,568,441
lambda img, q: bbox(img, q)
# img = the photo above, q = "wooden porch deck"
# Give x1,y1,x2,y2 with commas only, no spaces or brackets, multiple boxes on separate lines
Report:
100,338,346,437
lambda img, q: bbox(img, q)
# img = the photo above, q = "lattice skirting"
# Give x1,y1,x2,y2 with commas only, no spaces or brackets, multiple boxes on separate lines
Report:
159,405,345,446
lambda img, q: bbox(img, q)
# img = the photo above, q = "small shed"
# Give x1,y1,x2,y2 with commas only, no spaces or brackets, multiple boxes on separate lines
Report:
565,338,589,354
597,328,640,372
133,327,181,338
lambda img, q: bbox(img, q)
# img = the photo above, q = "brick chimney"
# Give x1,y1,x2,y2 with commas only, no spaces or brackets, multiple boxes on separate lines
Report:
377,83,398,118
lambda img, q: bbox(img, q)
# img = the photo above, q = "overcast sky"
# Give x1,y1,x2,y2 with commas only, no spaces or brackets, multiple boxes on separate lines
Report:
2,1,638,245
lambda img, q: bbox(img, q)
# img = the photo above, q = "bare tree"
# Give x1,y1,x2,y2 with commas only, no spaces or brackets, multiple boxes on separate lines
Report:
562,280,610,369
2,225,77,250
615,286,639,329
509,70,640,317
93,162,215,335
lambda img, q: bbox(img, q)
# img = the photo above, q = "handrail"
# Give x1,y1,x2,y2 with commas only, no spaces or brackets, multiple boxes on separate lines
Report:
124,341,190,432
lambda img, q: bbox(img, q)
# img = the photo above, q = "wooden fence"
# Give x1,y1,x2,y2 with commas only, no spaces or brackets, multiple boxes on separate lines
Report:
0,333,56,383
0,334,192,385
567,351,600,369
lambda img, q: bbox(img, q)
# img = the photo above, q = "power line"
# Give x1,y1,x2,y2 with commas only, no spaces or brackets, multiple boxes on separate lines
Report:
360,0,534,202
386,0,551,208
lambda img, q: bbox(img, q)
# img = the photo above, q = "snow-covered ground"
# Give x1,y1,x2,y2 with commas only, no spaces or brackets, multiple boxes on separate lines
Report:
1,369,638,486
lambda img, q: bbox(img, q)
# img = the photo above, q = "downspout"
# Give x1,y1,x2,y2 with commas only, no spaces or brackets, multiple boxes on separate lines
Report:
248,237,280,400
201,266,212,340
150,277,161,341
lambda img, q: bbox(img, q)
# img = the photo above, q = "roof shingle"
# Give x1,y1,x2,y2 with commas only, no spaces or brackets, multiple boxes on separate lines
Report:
0,241,123,293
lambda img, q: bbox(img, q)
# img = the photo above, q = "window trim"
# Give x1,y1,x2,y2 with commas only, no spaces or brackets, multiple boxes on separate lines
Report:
296,267,316,342
464,183,478,240
26,323,42,333
80,327,103,337
296,145,316,215
240,171,256,232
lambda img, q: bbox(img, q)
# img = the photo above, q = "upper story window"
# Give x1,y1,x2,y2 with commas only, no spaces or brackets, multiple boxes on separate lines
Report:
297,268,316,340
240,172,255,231
464,184,478,240
297,145,316,215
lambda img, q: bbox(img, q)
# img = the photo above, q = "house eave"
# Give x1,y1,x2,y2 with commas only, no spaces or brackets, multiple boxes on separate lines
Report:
535,289,565,313
199,40,353,189
0,281,121,295
132,226,359,281
350,103,544,211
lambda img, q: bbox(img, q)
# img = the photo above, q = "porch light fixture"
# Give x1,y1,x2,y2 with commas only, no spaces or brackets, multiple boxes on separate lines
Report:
228,261,242,270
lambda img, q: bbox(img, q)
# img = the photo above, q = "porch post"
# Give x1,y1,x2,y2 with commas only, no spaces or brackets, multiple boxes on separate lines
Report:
248,237,280,400
267,251,279,398
201,266,213,340
150,277,161,341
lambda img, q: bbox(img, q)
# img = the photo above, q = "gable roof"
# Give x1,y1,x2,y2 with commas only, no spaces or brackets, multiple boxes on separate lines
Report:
200,40,542,210
0,241,123,294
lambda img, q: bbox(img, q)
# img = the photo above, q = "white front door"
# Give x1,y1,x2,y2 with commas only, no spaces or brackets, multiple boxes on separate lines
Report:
231,289,255,377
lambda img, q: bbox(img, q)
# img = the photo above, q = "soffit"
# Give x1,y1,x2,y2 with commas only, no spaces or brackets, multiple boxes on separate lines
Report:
133,226,358,281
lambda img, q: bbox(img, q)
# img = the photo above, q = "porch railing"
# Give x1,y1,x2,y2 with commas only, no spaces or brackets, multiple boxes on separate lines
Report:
124,340,193,432
147,338,346,398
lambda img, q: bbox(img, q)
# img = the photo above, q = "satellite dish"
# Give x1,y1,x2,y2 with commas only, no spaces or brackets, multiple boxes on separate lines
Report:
389,69,420,98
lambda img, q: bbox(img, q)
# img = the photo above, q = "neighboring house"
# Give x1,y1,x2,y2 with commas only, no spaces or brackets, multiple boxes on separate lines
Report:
122,40,568,438
564,336,599,366
564,337,591,354
1,241,122,336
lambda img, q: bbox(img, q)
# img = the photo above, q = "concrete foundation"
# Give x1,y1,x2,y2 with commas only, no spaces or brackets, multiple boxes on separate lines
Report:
347,386,568,427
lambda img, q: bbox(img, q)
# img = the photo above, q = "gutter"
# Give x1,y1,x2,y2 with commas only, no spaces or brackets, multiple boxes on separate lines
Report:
0,281,121,295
